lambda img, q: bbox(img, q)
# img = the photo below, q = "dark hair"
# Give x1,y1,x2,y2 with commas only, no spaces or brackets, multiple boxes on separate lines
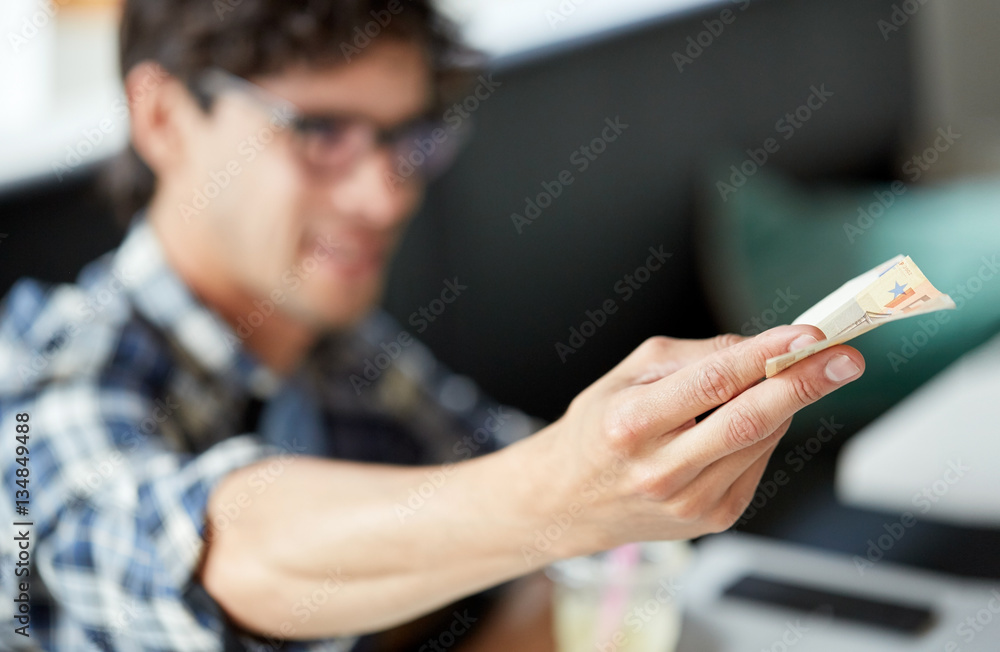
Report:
105,0,476,223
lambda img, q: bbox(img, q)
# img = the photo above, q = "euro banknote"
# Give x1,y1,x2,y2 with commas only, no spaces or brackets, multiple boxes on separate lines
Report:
765,255,955,377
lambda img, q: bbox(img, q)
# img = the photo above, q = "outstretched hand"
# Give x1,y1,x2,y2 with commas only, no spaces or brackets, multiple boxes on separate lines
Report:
541,325,864,553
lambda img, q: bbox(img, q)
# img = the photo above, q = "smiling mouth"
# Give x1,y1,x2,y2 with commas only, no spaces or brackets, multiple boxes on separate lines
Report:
304,233,388,278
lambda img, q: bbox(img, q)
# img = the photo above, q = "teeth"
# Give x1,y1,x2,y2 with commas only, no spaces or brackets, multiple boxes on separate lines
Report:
331,242,357,255
307,233,379,266
334,248,360,261
312,236,348,253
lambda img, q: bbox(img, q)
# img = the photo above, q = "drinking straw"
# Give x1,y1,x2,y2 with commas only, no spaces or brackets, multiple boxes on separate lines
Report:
594,542,642,648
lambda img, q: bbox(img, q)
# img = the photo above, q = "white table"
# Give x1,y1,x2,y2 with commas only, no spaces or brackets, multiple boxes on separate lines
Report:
836,332,1000,528
679,533,1000,651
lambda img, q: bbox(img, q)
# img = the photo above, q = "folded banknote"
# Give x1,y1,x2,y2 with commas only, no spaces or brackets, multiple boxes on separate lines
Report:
765,255,955,377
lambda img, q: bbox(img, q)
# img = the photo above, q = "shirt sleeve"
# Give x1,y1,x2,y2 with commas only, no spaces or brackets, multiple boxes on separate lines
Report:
357,309,548,462
0,378,293,651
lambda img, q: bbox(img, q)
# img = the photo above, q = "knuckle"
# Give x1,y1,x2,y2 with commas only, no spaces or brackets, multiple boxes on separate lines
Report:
632,462,685,503
723,403,768,450
692,361,740,406
565,390,589,417
706,502,742,533
712,333,744,350
787,374,826,406
602,395,645,454
634,471,669,502
636,335,675,358
666,494,704,524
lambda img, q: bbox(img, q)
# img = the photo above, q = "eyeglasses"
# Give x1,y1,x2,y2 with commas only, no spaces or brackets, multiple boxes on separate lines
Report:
190,67,470,182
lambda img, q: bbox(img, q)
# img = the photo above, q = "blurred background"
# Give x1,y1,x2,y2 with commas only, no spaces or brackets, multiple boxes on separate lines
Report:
2,0,1000,642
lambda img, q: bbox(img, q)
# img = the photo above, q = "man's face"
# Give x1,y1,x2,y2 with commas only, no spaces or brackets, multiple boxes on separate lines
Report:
174,40,431,330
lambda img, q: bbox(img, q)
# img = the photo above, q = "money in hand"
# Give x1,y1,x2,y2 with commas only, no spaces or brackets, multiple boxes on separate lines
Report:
765,255,955,377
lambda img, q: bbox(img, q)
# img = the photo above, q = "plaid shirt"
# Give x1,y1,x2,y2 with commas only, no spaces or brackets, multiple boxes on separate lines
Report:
0,217,539,651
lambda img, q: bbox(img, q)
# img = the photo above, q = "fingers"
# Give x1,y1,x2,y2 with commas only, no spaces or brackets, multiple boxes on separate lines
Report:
606,333,749,388
640,334,749,376
610,325,827,439
660,427,785,535
686,418,790,502
649,417,789,505
712,439,780,531
674,344,863,468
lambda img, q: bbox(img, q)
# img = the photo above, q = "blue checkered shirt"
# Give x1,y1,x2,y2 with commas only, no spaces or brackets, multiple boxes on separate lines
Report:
0,218,539,651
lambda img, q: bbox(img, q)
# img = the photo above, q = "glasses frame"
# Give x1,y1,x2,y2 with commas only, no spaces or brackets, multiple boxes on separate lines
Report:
189,67,471,182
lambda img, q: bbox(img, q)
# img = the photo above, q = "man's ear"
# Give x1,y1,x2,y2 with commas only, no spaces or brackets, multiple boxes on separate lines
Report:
126,61,200,176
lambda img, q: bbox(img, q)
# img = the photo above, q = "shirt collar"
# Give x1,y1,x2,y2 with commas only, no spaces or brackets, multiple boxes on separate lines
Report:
110,214,284,398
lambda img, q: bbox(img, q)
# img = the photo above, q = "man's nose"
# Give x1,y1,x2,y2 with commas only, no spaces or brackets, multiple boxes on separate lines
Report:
325,150,417,229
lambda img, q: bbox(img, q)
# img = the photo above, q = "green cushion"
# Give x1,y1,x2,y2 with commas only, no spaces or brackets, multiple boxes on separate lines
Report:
697,164,1000,431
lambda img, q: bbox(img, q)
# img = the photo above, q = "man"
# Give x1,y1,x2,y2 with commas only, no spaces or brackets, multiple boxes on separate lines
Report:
0,0,865,649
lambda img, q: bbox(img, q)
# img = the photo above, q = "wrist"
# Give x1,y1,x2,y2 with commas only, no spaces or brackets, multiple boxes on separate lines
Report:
493,422,608,564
